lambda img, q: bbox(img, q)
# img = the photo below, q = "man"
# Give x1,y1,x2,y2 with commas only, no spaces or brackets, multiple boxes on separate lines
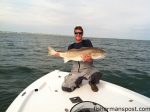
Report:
61,26,103,92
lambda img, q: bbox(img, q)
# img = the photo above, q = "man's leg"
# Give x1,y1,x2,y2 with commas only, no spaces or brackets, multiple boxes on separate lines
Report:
89,72,103,92
75,76,87,88
62,73,83,92
62,74,76,92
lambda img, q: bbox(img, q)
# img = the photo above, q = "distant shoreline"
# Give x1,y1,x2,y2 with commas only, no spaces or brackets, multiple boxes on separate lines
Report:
0,30,149,41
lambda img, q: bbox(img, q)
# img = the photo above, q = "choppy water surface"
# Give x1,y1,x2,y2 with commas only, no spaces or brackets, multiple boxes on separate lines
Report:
0,32,150,111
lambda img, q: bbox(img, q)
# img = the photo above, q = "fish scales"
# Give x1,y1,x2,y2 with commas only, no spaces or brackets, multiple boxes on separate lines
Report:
48,47,106,63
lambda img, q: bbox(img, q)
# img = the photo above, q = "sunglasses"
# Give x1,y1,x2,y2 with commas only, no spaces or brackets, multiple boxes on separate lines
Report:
74,32,83,35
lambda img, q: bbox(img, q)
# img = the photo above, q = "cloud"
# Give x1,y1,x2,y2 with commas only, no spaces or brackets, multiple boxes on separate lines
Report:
0,0,150,39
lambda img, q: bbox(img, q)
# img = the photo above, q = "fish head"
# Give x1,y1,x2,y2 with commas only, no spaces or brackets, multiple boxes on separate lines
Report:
91,49,106,59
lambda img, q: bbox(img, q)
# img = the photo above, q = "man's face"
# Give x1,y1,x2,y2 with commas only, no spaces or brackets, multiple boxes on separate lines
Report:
74,29,83,43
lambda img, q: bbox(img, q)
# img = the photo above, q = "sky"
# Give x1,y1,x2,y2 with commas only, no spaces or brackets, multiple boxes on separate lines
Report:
0,0,150,40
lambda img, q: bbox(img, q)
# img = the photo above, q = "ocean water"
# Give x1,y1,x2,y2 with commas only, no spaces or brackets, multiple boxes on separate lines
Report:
0,32,150,111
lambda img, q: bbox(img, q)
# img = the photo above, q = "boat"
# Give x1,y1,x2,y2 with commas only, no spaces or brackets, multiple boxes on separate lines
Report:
6,70,150,112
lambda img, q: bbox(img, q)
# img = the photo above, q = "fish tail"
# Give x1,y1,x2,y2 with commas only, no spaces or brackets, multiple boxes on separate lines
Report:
48,47,57,56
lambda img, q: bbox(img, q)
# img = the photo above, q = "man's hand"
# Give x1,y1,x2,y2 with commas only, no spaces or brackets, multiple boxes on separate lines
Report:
48,47,60,57
81,55,93,62
53,52,60,57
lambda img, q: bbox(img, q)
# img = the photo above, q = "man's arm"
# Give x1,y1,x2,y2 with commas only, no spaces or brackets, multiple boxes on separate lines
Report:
81,39,93,62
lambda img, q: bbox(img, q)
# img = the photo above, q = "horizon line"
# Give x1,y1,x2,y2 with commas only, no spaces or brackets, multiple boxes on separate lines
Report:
0,30,149,41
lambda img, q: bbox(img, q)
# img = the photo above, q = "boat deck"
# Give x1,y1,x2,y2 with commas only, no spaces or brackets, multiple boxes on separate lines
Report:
6,70,150,112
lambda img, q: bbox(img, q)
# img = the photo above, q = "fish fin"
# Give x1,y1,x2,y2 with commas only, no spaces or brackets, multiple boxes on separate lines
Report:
48,47,57,56
64,58,69,63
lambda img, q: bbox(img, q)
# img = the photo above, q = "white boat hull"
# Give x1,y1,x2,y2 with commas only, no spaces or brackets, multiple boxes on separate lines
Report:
6,70,150,112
